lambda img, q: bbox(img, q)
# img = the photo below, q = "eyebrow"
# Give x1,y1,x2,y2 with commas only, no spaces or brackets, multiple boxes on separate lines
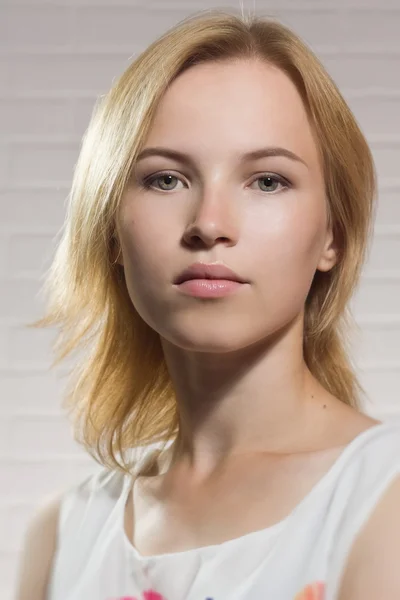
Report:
136,146,308,168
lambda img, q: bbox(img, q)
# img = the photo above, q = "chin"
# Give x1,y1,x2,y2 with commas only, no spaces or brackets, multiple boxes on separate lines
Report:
160,323,267,354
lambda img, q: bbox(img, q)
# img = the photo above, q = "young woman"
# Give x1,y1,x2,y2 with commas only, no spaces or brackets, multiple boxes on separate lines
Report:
15,9,400,600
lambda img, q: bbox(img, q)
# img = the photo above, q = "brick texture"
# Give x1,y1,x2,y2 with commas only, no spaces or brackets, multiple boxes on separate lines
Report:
1,2,400,598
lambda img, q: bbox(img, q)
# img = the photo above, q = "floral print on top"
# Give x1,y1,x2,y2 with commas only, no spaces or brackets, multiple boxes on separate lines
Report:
108,592,166,600
294,581,325,600
109,580,325,600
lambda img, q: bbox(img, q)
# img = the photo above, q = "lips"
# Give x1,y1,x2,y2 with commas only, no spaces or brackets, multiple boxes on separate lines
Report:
174,262,247,285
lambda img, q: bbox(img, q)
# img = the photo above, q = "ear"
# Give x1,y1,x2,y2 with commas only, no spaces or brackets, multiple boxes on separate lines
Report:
316,225,339,273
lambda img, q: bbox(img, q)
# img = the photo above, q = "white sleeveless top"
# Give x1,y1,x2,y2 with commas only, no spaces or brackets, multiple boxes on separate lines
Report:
46,421,400,600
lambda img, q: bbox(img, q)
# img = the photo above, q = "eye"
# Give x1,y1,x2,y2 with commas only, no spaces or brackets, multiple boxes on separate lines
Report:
142,172,184,191
141,172,290,194
251,174,290,194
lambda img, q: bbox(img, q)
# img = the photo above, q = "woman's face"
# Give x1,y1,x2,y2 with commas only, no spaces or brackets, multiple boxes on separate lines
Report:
116,59,337,352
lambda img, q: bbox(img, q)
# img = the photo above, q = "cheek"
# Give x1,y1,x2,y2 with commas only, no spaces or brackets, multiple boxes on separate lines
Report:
116,205,178,315
119,199,171,267
245,200,326,291
118,220,168,330
121,225,167,290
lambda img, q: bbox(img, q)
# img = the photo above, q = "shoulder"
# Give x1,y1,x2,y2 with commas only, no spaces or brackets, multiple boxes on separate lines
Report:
14,463,131,599
14,490,64,600
334,420,400,486
13,443,170,599
47,445,163,538
336,472,400,599
57,465,129,537
332,420,400,525
327,421,400,600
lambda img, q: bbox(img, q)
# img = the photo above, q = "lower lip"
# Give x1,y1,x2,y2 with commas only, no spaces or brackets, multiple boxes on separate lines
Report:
176,279,245,298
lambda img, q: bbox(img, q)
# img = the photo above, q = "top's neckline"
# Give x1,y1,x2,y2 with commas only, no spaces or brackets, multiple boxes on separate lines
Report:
120,420,391,562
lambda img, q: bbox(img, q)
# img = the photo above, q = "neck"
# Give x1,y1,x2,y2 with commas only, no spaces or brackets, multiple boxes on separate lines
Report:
160,319,333,478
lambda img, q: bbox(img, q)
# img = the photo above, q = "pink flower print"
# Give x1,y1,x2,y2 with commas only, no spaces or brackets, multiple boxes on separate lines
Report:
109,592,167,600
107,596,138,600
294,581,325,600
143,591,166,600
107,597,137,600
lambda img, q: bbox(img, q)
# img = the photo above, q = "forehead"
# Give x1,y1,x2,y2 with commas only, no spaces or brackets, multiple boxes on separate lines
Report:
145,59,319,166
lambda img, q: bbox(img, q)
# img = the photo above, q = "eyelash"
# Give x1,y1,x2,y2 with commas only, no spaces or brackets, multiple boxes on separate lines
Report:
140,171,291,194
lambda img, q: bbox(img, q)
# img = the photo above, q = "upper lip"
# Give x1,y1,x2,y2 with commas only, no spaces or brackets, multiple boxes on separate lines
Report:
174,262,247,284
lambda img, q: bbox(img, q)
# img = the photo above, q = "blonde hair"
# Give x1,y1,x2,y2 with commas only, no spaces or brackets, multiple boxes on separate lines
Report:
29,9,377,475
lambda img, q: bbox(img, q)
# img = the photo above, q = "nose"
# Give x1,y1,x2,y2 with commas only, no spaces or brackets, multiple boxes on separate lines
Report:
182,187,240,248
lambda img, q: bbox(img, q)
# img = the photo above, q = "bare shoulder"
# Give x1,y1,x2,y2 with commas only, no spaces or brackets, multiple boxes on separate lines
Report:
14,490,63,600
337,474,400,599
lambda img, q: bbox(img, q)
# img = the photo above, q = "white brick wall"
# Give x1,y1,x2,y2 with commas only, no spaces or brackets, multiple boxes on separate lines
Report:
1,1,399,598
